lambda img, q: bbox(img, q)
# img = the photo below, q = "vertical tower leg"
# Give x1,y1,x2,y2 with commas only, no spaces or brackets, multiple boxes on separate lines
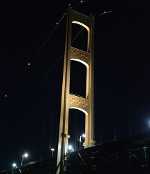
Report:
56,8,95,174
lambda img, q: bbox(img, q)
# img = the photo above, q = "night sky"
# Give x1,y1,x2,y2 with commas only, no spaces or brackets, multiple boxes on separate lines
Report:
0,0,150,170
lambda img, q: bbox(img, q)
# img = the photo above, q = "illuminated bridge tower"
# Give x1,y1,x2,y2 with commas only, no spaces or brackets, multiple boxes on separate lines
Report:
57,8,94,171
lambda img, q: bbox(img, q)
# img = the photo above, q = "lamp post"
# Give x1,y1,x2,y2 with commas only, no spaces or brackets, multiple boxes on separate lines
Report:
11,152,30,174
12,162,18,174
12,162,17,168
79,133,86,148
20,152,29,167
68,144,74,153
143,146,149,162
50,148,55,158
12,162,17,171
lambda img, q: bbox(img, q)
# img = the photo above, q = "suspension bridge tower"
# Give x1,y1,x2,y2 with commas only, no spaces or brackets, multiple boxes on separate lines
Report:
57,7,95,173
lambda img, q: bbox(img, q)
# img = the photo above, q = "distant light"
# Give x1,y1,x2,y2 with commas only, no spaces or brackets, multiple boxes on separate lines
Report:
68,144,74,152
4,94,8,99
67,135,70,139
103,10,112,14
22,152,29,158
12,162,17,168
50,148,55,152
68,3,72,7
27,62,31,66
99,10,112,16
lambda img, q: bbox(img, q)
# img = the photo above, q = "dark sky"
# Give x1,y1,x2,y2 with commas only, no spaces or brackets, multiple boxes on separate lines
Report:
0,0,150,170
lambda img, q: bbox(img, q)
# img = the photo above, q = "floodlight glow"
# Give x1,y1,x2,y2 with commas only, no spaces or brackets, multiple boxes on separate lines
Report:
82,133,86,138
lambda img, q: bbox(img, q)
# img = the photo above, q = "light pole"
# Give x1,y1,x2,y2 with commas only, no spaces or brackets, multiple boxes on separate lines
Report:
11,152,29,174
12,162,17,168
143,146,149,162
50,148,55,158
20,152,29,167
68,144,74,153
79,133,86,148
12,162,18,170
79,133,86,142
12,162,18,174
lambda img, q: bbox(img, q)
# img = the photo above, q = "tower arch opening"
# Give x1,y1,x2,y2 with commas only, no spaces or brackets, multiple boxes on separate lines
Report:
70,60,87,97
71,22,89,51
68,108,85,151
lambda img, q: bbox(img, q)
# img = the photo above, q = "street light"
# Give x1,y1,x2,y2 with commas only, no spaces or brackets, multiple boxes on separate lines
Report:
79,134,85,142
12,162,18,174
143,146,149,162
79,133,86,149
21,152,29,167
79,133,86,143
12,162,17,169
50,148,55,158
22,152,29,158
68,144,74,153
